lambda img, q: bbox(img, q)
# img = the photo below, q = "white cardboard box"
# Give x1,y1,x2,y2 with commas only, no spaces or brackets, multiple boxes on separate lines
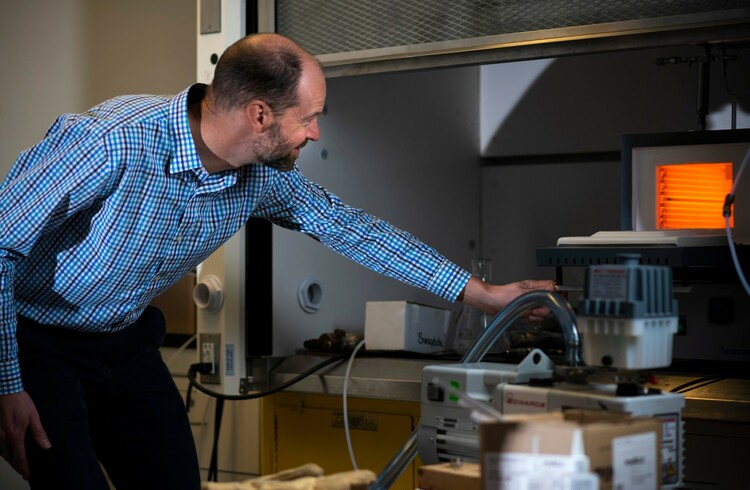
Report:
364,301,451,353
481,410,661,490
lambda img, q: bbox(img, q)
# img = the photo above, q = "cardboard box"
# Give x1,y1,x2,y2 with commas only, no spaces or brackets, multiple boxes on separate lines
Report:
418,462,481,490
480,410,661,490
364,301,451,353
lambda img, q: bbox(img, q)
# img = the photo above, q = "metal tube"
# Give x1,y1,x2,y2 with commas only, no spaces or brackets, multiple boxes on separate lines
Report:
462,290,581,366
370,429,419,489
371,290,580,488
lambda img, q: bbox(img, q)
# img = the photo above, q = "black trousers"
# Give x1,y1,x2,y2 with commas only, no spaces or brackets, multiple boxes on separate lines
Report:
17,306,201,490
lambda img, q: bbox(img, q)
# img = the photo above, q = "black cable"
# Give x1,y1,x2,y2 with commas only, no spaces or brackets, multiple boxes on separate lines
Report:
207,397,224,482
185,381,194,412
669,375,724,394
668,375,715,393
186,349,488,479
187,354,348,401
187,355,348,481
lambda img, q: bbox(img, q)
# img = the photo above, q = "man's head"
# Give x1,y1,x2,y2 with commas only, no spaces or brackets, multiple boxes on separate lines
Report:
205,33,326,171
208,33,304,116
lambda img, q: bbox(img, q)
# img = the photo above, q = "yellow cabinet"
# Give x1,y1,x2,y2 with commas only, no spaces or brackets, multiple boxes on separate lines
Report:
262,392,421,490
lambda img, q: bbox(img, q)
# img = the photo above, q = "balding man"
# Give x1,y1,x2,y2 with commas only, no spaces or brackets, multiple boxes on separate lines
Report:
0,33,554,488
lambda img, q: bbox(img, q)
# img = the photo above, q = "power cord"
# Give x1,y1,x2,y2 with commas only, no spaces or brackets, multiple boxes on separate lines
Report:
187,348,469,481
187,355,348,401
343,339,367,470
207,397,224,482
187,355,349,481
669,375,725,394
723,144,750,297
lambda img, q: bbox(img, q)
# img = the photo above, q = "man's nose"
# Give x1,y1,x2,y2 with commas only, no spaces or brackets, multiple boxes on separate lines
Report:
307,119,321,141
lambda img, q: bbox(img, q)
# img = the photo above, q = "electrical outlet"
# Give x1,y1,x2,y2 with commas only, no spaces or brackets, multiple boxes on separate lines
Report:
199,333,221,384
201,342,215,368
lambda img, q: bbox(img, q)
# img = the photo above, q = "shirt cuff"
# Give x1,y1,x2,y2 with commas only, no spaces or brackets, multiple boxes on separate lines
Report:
0,358,23,395
427,260,471,302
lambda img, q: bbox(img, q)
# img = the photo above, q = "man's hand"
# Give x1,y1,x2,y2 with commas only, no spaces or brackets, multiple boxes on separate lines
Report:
460,277,556,320
0,391,51,480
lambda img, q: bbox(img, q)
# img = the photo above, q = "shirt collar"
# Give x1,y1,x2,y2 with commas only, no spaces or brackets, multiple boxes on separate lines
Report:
168,84,237,190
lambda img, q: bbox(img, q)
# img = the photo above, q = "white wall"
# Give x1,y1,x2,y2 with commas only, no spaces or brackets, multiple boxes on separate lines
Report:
0,0,196,181
0,0,86,181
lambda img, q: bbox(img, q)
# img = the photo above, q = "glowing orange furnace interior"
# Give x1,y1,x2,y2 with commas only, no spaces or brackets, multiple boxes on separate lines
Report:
656,162,733,229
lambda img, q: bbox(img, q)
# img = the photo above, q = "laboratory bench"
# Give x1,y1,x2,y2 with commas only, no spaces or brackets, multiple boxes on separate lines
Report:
270,354,750,422
271,354,435,402
264,353,750,489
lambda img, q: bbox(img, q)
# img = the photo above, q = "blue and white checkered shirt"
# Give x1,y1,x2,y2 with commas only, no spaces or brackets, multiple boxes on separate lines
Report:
0,84,470,394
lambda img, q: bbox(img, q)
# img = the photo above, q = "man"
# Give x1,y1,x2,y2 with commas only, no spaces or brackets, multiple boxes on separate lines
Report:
0,33,554,488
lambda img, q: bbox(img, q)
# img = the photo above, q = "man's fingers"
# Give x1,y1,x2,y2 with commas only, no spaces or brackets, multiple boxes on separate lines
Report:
520,279,556,292
520,307,551,322
29,413,51,451
0,391,46,480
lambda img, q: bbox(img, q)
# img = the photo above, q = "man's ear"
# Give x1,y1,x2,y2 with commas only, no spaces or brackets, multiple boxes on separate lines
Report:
246,100,273,133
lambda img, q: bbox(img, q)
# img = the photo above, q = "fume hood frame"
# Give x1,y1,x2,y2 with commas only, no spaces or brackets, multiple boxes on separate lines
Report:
268,0,750,77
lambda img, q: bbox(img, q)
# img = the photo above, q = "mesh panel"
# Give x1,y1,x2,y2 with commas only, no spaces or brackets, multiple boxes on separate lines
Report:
276,0,746,55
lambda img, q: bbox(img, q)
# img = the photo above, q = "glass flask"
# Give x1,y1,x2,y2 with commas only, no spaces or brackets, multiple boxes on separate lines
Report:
451,258,506,355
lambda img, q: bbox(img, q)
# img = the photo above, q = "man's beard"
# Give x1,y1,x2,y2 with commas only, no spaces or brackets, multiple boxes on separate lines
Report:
257,123,302,172
263,150,296,173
